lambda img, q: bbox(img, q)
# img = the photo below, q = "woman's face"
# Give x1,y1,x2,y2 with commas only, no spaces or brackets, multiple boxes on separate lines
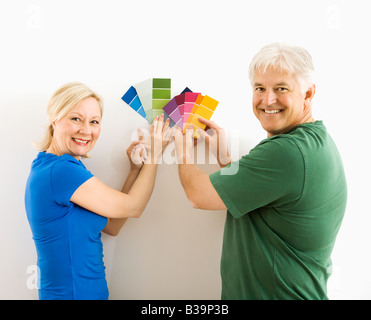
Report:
51,97,102,159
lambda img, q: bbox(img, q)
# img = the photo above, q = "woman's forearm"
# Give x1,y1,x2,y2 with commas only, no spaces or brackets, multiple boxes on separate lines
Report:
127,163,158,217
122,167,141,194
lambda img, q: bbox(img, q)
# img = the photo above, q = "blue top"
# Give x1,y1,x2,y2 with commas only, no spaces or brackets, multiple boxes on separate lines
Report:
25,152,108,300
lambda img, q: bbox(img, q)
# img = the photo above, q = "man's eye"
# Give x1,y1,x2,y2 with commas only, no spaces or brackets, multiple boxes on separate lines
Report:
255,87,264,92
277,87,288,92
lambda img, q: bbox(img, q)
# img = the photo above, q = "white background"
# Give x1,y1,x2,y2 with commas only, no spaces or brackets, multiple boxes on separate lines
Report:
1,0,370,299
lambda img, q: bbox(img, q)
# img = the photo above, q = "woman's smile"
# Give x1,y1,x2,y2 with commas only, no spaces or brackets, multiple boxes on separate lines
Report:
48,97,101,159
72,137,91,146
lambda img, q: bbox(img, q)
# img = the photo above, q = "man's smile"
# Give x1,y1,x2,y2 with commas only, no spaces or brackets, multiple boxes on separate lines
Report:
263,109,283,114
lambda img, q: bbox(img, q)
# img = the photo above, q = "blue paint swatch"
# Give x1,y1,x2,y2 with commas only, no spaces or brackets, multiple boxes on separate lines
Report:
121,86,147,120
181,87,192,94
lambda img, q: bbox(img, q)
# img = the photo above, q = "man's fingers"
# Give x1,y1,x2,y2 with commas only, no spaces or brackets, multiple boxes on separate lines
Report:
185,125,195,141
198,117,220,130
174,127,183,143
197,128,209,142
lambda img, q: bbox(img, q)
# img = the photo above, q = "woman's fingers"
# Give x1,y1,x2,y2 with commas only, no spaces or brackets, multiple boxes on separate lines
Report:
162,117,170,134
137,128,144,141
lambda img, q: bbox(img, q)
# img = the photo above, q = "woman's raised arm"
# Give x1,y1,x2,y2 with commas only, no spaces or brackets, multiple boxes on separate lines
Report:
70,115,171,221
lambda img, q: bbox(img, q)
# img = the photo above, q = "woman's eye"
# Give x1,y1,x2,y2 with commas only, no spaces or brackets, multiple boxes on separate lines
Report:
71,117,81,122
91,120,100,125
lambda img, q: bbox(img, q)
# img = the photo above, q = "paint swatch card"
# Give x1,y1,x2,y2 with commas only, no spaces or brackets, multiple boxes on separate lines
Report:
183,94,204,132
163,97,183,128
133,78,153,122
152,78,171,119
122,80,218,134
183,92,200,124
127,78,171,123
175,93,186,125
162,87,193,128
181,87,192,94
185,95,219,132
121,86,147,120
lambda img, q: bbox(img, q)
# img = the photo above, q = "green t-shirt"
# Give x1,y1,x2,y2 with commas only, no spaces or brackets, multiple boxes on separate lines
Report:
209,121,347,300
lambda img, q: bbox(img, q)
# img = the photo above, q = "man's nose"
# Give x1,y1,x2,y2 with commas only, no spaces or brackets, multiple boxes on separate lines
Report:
263,89,277,106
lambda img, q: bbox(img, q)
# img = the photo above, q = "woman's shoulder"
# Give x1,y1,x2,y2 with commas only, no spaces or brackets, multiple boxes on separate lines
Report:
32,153,88,177
53,154,88,174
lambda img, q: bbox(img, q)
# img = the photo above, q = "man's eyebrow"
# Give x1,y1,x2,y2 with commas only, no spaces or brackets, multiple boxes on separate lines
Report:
275,82,290,86
253,82,291,87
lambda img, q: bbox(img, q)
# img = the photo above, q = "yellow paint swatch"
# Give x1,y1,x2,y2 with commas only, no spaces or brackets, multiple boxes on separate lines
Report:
185,95,219,132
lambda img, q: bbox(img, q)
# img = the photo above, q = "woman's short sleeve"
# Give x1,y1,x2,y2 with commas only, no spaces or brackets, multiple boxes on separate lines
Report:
50,155,94,206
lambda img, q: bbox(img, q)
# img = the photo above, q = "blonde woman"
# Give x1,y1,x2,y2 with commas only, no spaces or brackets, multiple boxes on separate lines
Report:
25,82,170,300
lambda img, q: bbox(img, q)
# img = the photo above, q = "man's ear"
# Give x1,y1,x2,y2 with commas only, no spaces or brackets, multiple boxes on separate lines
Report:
304,84,316,107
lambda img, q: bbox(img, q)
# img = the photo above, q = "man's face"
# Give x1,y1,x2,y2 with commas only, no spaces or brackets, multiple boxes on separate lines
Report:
252,67,307,137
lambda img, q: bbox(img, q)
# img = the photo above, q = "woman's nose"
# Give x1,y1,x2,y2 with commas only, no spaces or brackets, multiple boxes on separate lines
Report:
79,121,92,134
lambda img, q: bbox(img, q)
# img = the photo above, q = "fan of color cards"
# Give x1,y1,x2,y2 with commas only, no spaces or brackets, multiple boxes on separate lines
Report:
121,78,172,124
121,78,219,135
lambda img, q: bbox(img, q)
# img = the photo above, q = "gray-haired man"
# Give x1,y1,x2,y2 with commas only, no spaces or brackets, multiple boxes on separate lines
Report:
174,43,347,300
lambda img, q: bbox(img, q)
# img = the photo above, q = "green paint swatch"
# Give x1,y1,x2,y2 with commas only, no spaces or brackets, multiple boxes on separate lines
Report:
152,78,171,113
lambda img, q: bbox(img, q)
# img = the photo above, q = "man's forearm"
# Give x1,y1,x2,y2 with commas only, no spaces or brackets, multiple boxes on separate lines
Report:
178,163,203,208
175,125,227,210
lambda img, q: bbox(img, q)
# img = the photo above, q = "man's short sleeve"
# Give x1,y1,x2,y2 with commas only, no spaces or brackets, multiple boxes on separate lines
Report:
50,155,94,206
209,136,305,218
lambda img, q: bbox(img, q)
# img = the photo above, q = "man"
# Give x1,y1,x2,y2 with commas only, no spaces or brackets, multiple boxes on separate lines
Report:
174,43,347,300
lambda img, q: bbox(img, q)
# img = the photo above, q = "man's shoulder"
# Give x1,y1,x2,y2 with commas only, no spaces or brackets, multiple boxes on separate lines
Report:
256,121,328,154
252,133,304,159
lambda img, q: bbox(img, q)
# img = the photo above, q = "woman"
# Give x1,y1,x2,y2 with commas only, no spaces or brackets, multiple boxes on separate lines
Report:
25,82,171,300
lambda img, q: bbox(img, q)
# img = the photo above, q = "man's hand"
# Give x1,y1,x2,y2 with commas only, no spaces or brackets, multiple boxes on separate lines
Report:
174,125,195,164
197,118,231,168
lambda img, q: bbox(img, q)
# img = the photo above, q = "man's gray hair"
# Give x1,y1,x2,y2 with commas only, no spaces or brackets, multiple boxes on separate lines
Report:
249,43,315,93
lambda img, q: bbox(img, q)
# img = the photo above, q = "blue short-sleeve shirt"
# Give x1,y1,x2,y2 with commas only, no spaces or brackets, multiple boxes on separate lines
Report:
25,152,108,300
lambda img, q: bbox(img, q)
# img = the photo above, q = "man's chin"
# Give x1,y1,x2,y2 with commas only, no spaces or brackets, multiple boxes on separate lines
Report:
262,126,282,138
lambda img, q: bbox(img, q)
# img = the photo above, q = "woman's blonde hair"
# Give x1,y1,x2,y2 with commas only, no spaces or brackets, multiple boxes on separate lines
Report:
35,82,103,153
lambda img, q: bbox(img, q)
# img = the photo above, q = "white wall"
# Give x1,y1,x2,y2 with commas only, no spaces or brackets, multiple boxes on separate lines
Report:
1,0,370,299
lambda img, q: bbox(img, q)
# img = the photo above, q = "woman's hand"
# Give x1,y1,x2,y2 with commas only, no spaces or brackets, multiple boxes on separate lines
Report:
148,114,172,164
197,118,231,168
126,128,147,170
